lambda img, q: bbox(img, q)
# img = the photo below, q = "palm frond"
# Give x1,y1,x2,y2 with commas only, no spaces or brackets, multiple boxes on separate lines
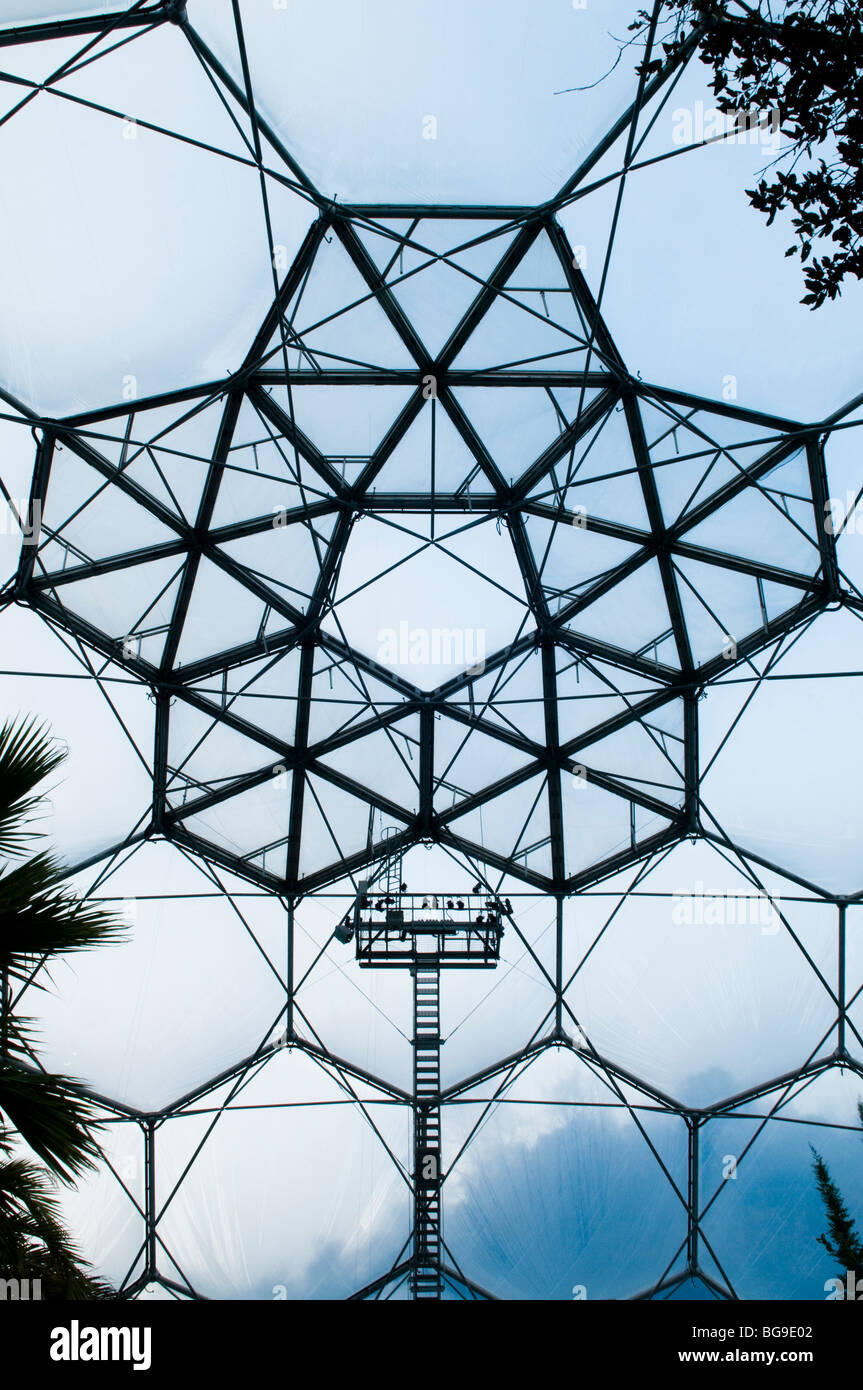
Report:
0,1133,116,1297
0,715,123,1294
0,717,66,860
0,1153,70,1245
0,1065,106,1183
0,849,126,969
4,1014,39,1053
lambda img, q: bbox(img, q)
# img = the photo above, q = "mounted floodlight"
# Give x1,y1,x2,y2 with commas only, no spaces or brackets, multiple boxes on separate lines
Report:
334,879,371,944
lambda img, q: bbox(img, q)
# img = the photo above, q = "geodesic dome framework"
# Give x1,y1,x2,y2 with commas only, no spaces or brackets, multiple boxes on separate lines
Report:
1,0,863,1301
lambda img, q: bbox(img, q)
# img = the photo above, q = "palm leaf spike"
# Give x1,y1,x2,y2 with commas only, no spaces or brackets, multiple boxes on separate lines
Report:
0,1067,107,1183
0,714,126,1185
1,849,127,975
0,716,66,861
0,1132,115,1297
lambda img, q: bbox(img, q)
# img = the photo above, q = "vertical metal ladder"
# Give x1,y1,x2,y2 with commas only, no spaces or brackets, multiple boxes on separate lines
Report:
412,961,442,1299
342,822,506,1299
381,825,402,906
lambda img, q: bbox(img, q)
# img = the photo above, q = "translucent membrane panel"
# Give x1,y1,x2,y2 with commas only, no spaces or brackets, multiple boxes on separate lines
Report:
562,772,672,879
448,771,553,882
286,383,414,461
451,262,592,375
450,647,546,746
453,387,600,483
573,698,685,806
220,516,339,617
563,840,837,1106
444,1048,688,1299
306,644,399,742
74,397,224,530
699,1068,863,1299
558,59,863,419
0,607,152,863
2,5,108,22
676,558,794,668
370,399,484,497
172,558,280,670
156,1051,411,1298
0,412,39,584
324,514,530,691
190,0,643,203
679,450,819,576
293,895,413,1094
57,1117,145,1292
299,773,408,881
0,24,312,414
39,557,184,668
184,647,300,756
642,401,781,530
38,444,178,571
700,608,863,894
360,220,519,360
843,907,863,1055
826,410,863,597
435,715,534,809
438,905,557,1089
270,234,416,372
212,409,340,532
524,512,642,614
554,650,662,745
167,700,285,805
320,731,420,821
182,774,293,879
35,841,287,1111
566,558,680,669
